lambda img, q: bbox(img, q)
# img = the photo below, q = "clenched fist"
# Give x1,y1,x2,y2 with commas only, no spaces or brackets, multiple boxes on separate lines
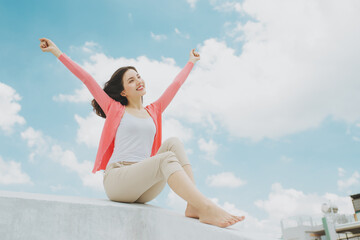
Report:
189,48,200,64
39,38,62,58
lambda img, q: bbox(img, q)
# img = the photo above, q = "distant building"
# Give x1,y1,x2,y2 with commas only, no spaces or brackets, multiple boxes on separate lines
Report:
351,193,360,221
280,193,360,240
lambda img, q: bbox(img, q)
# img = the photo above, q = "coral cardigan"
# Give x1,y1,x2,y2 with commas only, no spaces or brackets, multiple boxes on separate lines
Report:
58,53,194,173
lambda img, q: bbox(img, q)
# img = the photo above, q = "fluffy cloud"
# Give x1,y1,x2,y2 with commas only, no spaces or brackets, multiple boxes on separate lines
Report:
49,144,103,190
197,138,220,165
337,169,360,192
0,82,26,134
150,32,167,41
210,0,242,12
186,0,198,9
280,156,293,163
174,28,190,39
74,112,104,148
255,183,354,221
338,167,346,177
162,117,194,144
0,155,32,185
203,0,360,141
206,171,246,188
21,127,50,163
20,127,103,190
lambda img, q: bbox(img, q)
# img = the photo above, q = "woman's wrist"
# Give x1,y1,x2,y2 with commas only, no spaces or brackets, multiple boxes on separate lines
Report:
52,49,63,58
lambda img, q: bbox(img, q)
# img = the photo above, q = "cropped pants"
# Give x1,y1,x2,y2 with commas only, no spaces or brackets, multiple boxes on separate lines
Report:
103,137,191,203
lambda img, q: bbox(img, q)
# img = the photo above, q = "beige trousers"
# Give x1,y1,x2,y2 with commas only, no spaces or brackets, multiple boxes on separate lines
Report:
103,137,191,203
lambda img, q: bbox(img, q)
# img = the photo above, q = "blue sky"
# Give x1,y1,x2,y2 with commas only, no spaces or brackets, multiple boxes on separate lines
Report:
1,0,360,239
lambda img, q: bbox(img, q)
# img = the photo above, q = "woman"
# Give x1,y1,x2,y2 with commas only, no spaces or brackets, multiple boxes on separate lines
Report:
39,38,245,228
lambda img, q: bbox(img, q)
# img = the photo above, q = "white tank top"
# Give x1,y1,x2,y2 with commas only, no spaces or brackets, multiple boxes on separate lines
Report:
107,111,156,166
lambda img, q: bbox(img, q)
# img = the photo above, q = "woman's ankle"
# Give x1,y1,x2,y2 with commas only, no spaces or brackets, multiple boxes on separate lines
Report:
196,199,213,213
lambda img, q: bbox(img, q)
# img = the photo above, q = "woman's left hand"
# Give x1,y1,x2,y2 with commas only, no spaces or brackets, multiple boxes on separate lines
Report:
189,48,200,64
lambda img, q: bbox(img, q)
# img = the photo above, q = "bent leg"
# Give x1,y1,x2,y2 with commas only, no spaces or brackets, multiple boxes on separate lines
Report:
134,180,166,203
159,137,191,168
134,138,192,203
103,151,183,203
167,169,209,212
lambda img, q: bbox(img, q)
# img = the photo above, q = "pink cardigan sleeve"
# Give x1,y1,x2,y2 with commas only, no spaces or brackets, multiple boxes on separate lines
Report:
58,53,113,115
152,61,194,113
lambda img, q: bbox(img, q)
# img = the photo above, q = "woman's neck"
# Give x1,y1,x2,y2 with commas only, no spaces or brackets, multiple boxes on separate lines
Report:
126,102,144,111
126,97,143,110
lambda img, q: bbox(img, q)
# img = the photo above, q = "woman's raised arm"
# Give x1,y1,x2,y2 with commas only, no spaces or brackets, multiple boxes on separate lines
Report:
152,49,200,114
39,38,113,115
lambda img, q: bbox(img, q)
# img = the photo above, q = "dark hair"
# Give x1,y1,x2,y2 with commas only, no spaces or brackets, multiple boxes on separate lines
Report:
91,66,143,118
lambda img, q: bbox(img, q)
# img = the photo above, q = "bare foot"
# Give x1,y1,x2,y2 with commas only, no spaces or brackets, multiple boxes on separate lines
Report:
185,203,199,219
198,202,245,228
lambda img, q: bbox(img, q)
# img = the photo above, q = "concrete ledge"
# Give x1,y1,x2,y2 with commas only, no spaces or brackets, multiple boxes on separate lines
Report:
0,191,248,240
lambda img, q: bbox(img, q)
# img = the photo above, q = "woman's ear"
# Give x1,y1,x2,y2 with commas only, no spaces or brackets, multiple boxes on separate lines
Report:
121,90,126,97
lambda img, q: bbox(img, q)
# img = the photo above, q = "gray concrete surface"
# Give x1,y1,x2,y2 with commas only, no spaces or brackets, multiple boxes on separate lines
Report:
0,190,249,240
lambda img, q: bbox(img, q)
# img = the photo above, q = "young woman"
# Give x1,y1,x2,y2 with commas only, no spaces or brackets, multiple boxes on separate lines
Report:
39,38,245,228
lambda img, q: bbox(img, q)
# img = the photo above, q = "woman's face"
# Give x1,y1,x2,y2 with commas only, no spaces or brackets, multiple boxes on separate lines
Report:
121,69,146,98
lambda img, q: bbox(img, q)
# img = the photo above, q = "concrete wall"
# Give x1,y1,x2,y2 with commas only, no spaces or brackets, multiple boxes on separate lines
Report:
0,190,249,240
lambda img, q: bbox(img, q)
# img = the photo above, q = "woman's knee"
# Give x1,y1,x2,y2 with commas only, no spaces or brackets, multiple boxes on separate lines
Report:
165,137,183,147
158,151,180,166
163,150,177,160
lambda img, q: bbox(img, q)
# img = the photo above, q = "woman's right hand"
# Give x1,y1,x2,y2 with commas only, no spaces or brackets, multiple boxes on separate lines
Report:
39,38,62,58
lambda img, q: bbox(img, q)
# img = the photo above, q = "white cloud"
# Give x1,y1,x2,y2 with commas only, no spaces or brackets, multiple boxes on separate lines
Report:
174,28,190,39
162,117,194,144
337,170,360,192
255,183,354,221
21,127,50,162
0,82,26,134
150,32,167,41
53,86,93,103
280,155,293,163
21,126,103,191
74,112,104,148
82,41,101,53
206,171,246,188
210,0,242,12
186,0,198,9
192,0,360,141
49,144,103,191
197,137,220,165
352,136,360,142
0,155,32,185
338,167,346,177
